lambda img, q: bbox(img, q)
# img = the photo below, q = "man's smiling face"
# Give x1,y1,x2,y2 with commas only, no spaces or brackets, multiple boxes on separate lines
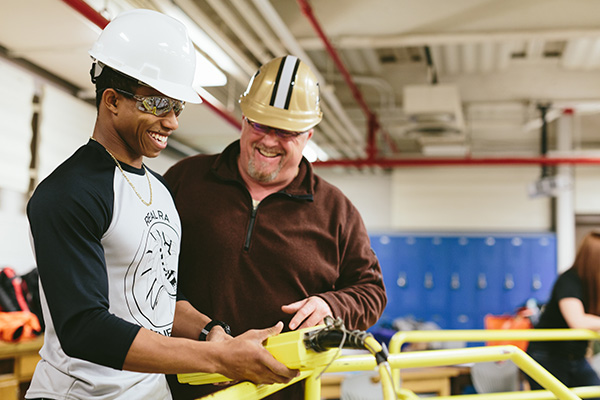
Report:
238,116,312,186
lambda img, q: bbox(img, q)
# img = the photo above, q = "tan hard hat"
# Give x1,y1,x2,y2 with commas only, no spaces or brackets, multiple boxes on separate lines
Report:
239,56,323,132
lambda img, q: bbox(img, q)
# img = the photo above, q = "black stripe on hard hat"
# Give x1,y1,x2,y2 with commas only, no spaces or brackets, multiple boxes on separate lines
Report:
284,60,301,109
269,56,300,110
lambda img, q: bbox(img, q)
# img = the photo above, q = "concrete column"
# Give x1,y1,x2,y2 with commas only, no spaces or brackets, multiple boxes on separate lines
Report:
555,110,576,273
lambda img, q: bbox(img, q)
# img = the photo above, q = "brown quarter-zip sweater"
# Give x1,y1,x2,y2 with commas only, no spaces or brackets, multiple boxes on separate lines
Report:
164,141,386,400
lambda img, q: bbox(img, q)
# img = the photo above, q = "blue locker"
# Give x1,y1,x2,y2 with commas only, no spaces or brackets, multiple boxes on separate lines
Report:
421,236,450,327
396,236,425,320
370,232,557,332
371,235,403,322
474,236,505,322
448,236,478,329
503,236,533,312
530,235,557,305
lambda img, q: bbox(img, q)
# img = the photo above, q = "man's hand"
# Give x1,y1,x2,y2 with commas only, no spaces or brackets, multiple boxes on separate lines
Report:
207,325,234,385
215,322,299,385
281,296,333,330
206,325,232,342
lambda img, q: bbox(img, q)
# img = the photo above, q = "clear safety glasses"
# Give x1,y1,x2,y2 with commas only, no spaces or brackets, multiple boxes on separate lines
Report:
244,117,307,140
114,88,185,117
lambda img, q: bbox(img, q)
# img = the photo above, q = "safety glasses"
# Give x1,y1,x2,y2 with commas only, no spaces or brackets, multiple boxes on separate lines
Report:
114,88,185,117
244,117,307,140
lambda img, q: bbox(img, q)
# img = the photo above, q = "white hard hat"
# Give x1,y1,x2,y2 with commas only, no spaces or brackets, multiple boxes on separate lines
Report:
89,9,201,103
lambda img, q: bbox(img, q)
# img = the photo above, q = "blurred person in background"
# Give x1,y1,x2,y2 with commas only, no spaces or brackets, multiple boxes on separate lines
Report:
526,232,600,396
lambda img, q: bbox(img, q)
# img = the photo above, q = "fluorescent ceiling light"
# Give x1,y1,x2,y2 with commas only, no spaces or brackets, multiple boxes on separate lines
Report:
303,141,329,162
155,1,235,84
192,50,227,87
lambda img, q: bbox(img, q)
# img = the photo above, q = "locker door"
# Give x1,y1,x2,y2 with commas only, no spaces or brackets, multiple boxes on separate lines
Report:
503,236,533,312
448,236,478,329
421,236,450,328
475,236,505,325
396,236,424,320
370,234,403,322
530,235,557,305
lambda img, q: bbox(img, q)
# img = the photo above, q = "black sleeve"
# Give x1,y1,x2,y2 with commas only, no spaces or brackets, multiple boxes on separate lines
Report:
28,171,140,370
554,269,584,303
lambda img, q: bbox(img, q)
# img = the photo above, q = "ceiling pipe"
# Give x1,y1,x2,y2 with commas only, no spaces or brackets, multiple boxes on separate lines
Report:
297,1,372,122
171,0,255,84
61,0,242,131
424,46,439,85
199,91,242,130
229,0,287,57
538,103,551,178
220,1,359,158
61,0,110,28
296,3,600,169
298,29,600,50
204,0,272,64
63,0,600,169
251,0,366,150
296,0,398,157
313,156,600,168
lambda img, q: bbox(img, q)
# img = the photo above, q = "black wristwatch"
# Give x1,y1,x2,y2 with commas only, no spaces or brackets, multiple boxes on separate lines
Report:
198,320,231,341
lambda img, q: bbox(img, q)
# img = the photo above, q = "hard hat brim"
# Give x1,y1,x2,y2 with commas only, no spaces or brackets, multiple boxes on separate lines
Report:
89,54,202,104
240,97,322,132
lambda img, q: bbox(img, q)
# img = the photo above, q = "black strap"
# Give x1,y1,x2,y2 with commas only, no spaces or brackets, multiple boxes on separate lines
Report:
198,320,231,341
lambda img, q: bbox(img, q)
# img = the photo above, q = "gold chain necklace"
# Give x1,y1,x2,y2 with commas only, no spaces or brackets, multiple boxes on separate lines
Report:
90,137,153,206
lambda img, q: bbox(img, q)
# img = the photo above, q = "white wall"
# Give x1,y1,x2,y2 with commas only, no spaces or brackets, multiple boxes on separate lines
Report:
0,60,34,194
390,166,551,231
0,59,36,274
315,169,392,231
574,166,600,214
37,85,96,182
0,189,35,274
316,165,555,233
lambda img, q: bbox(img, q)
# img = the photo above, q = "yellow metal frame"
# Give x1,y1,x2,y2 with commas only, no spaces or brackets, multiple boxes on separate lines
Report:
184,328,600,400
389,328,600,400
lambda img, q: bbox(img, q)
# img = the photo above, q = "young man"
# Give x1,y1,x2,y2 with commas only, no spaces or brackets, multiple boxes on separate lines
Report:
25,10,296,400
164,55,387,400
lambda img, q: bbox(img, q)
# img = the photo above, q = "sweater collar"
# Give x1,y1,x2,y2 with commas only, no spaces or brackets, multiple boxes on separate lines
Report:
212,140,315,200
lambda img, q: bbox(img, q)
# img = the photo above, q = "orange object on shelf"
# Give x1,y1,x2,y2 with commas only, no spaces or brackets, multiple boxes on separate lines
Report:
484,312,532,351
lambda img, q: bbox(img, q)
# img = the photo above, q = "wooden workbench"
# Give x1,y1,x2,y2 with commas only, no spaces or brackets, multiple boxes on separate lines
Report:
400,367,463,396
0,335,43,400
321,366,469,399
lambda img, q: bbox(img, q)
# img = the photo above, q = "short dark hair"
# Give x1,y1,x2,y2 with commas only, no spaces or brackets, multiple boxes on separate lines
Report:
90,63,139,109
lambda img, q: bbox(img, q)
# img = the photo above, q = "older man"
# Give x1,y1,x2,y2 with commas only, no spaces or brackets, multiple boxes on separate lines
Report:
164,55,387,400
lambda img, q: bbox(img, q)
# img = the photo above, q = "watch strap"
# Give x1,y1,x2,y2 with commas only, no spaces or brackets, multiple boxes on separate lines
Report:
198,320,231,341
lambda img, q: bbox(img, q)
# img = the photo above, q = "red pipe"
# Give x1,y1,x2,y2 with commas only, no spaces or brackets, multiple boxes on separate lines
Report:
61,0,109,29
296,0,371,119
296,0,398,154
313,156,600,168
61,0,242,131
366,115,378,160
296,3,599,168
201,99,242,130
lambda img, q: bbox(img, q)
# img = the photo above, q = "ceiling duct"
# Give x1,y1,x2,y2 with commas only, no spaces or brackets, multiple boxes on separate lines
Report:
402,84,468,155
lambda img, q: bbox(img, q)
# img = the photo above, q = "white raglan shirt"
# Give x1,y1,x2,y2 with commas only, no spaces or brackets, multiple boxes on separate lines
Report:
26,140,180,400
